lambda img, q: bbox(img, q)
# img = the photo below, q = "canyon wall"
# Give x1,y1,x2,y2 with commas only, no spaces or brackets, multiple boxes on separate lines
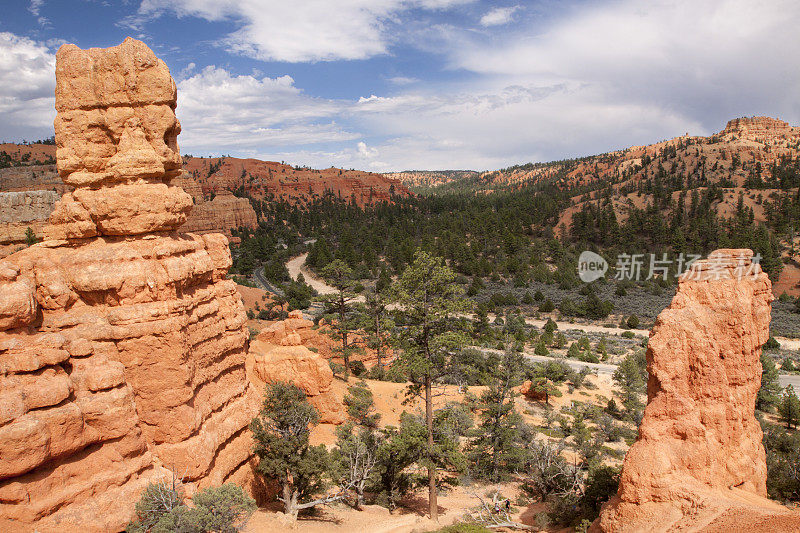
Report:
0,38,259,532
594,249,800,532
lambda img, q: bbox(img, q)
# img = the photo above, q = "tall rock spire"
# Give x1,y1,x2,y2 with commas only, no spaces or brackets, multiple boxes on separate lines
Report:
594,249,800,532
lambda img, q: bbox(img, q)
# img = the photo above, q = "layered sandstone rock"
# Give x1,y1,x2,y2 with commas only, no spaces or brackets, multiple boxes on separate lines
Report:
0,191,60,258
247,311,345,424
46,38,192,240
181,191,258,237
594,249,800,532
0,39,258,532
721,116,796,140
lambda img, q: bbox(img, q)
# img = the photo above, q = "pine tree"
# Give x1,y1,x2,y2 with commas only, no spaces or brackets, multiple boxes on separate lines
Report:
319,260,362,378
360,289,393,376
757,354,782,412
778,385,800,430
390,250,473,520
250,383,331,519
467,352,529,481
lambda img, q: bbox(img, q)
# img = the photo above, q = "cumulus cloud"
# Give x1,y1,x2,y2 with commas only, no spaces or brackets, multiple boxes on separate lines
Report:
0,32,56,141
176,66,358,153
4,1,800,174
130,0,474,62
479,5,520,27
356,141,379,158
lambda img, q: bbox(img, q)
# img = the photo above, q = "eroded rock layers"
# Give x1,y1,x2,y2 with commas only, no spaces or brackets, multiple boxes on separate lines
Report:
594,249,800,532
0,38,257,532
246,311,345,424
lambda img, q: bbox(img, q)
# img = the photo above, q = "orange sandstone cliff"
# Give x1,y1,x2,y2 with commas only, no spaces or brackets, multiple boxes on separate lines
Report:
0,39,259,532
594,249,800,532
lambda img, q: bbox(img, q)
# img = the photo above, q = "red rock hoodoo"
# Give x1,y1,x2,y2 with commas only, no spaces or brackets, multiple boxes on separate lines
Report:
246,311,345,424
594,249,800,532
0,39,259,532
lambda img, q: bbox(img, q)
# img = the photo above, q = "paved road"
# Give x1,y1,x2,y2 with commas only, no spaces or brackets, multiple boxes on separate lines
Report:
252,267,284,297
781,373,800,390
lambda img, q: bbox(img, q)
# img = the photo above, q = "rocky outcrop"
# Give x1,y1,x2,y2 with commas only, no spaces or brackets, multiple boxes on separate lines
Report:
0,38,258,532
181,191,258,237
721,116,796,140
594,249,800,532
247,311,345,424
45,38,192,240
0,191,60,258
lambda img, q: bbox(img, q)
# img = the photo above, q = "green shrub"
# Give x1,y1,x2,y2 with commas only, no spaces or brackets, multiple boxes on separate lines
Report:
350,360,367,376
126,482,254,533
764,336,781,350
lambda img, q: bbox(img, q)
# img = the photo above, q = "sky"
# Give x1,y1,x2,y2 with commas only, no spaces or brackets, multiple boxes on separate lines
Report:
1,0,799,172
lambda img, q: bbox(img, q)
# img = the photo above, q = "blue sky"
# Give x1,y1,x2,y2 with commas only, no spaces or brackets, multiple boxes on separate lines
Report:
2,1,799,171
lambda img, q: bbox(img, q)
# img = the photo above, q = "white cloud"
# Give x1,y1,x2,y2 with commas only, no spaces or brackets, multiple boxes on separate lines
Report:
454,0,800,123
356,141,378,158
176,62,196,79
479,5,519,27
0,32,56,141
28,0,50,27
131,0,473,62
176,66,358,153
28,0,43,16
386,76,420,85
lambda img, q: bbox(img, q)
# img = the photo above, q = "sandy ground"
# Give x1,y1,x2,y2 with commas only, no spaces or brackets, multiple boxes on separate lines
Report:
236,284,272,312
242,482,546,533
243,372,618,532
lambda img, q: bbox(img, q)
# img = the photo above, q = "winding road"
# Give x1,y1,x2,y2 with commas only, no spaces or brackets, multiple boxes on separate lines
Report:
285,253,365,302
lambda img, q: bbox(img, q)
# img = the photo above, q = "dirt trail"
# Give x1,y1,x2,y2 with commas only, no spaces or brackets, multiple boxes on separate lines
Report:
286,253,366,302
286,253,336,294
520,317,650,337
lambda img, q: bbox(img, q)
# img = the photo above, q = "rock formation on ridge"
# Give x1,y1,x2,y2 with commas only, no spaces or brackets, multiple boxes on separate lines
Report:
594,249,800,532
0,38,259,532
0,190,60,256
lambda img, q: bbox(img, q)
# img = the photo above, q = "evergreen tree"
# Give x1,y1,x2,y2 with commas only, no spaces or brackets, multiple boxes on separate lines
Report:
390,250,473,520
344,381,380,428
467,352,529,481
758,354,782,412
319,260,362,378
250,383,331,519
360,289,393,375
778,385,800,430
372,412,426,510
